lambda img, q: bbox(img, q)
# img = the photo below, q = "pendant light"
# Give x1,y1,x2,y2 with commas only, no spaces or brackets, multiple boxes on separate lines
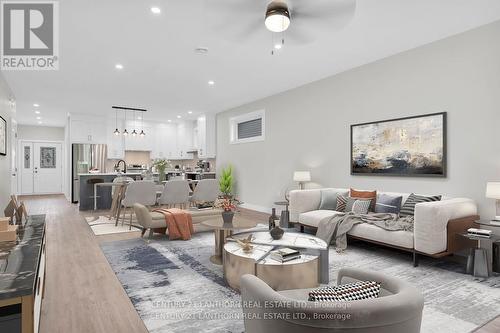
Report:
140,113,145,137
132,110,137,137
123,110,128,136
113,108,120,135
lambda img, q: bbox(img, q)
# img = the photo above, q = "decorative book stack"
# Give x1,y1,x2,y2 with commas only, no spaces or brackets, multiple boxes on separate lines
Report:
467,228,492,238
0,217,18,242
270,247,300,263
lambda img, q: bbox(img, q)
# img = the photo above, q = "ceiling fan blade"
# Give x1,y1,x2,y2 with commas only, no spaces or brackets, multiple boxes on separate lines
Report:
291,0,356,29
208,0,268,15
211,18,264,42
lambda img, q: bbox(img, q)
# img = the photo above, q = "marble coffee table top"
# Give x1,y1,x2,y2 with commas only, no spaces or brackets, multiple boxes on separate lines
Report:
224,241,318,266
229,230,328,250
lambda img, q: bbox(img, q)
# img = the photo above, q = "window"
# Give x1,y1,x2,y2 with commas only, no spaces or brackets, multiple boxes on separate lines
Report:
229,110,265,144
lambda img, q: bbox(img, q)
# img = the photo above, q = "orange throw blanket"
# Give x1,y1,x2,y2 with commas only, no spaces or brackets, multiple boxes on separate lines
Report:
152,208,194,240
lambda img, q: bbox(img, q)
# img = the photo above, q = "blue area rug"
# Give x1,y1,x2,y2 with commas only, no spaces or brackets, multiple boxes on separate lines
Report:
100,232,500,333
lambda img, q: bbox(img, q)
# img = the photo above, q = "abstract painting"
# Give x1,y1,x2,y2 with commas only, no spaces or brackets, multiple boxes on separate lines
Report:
351,112,446,177
0,116,6,156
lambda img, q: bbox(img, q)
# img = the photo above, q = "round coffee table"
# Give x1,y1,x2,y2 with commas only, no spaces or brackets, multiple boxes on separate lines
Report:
223,241,319,291
201,214,261,265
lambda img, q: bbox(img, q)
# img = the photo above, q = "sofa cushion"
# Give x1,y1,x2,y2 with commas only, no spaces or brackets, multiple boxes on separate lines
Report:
336,195,347,212
345,197,372,214
318,189,349,210
348,223,414,249
308,281,381,302
299,210,344,228
375,194,403,214
350,188,377,211
400,193,442,217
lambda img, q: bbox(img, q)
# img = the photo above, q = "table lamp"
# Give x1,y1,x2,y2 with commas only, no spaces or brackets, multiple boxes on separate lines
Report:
486,182,500,220
293,171,311,190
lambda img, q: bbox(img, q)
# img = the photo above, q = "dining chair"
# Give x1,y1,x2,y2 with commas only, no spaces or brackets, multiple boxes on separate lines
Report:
189,179,219,206
158,180,191,209
121,180,157,229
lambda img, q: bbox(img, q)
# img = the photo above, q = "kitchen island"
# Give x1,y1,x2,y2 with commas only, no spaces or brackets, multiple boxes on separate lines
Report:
78,173,143,211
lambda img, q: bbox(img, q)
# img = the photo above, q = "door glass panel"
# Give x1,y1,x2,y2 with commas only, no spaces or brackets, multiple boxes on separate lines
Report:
24,146,30,168
40,147,56,168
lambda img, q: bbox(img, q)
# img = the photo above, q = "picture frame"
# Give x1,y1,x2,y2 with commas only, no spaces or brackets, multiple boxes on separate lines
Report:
0,115,6,156
351,112,447,177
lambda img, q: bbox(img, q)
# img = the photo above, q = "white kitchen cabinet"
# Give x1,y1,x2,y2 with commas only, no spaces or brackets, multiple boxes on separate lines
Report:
70,115,107,144
124,120,154,151
152,123,178,160
176,120,194,160
106,118,124,159
197,114,216,158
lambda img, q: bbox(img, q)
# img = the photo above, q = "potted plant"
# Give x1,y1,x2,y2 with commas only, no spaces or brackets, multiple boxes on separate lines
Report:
153,158,171,182
215,166,241,224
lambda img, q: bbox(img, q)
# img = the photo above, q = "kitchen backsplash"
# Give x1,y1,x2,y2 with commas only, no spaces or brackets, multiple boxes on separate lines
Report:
107,150,216,172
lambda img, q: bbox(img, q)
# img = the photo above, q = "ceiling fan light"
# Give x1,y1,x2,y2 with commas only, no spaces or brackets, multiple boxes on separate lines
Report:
265,3,290,32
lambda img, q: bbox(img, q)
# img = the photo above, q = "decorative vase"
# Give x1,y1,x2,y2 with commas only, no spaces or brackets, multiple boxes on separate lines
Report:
222,210,235,224
270,225,284,240
159,169,166,182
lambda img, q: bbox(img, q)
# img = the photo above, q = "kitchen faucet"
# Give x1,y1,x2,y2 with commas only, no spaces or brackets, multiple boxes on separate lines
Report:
115,160,127,173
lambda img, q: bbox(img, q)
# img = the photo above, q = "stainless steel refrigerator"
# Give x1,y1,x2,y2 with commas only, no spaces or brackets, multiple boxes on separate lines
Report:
71,144,108,203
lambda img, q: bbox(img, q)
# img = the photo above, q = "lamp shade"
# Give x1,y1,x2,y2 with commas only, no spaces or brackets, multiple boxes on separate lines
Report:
293,171,311,182
486,182,500,199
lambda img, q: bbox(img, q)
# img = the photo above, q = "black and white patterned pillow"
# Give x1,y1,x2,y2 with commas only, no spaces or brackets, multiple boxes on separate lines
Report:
400,193,442,217
336,195,347,212
308,280,381,302
345,197,372,214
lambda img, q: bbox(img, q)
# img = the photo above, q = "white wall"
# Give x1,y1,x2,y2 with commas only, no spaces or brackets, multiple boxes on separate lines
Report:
216,20,500,217
0,73,14,210
18,125,65,141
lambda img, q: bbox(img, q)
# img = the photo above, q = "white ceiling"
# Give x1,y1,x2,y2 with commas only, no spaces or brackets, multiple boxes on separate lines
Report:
4,0,500,127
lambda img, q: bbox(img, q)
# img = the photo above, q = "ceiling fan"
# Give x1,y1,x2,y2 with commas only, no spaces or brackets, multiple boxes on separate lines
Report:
210,0,357,45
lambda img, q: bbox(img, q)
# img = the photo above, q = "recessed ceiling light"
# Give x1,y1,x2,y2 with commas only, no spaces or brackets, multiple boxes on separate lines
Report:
35,110,40,114
274,43,282,50
168,119,172,122
150,6,161,14
36,116,41,120
187,111,193,114
115,63,123,70
177,115,181,119
37,121,42,124
194,47,209,55
33,103,39,107
137,116,142,120
208,80,215,86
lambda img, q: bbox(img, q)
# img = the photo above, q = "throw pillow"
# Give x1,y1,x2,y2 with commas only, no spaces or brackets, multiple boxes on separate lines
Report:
375,194,403,214
308,281,381,302
399,193,442,217
345,197,372,214
319,189,349,211
350,188,377,211
336,195,347,212
351,199,372,214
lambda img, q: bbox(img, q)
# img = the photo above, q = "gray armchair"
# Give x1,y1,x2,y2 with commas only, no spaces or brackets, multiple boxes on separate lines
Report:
240,267,424,333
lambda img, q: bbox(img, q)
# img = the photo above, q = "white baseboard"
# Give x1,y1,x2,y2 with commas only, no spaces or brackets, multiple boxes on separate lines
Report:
239,203,272,214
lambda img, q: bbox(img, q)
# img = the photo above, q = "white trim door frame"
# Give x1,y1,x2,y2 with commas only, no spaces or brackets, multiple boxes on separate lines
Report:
19,140,64,195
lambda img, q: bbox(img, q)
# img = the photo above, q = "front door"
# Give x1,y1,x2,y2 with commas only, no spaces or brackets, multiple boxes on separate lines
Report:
20,141,62,194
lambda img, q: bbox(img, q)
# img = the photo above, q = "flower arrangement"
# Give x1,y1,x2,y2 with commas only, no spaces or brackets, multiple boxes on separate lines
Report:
153,158,171,181
214,196,242,212
215,165,241,212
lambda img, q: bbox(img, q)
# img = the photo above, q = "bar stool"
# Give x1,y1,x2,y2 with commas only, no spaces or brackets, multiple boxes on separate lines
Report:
88,178,104,210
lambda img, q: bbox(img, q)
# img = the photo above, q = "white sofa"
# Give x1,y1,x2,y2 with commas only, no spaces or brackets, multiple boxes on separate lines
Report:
289,188,478,264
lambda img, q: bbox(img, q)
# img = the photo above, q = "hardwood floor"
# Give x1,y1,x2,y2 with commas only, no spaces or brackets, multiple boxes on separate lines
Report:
20,195,148,333
474,315,500,332
19,195,270,333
